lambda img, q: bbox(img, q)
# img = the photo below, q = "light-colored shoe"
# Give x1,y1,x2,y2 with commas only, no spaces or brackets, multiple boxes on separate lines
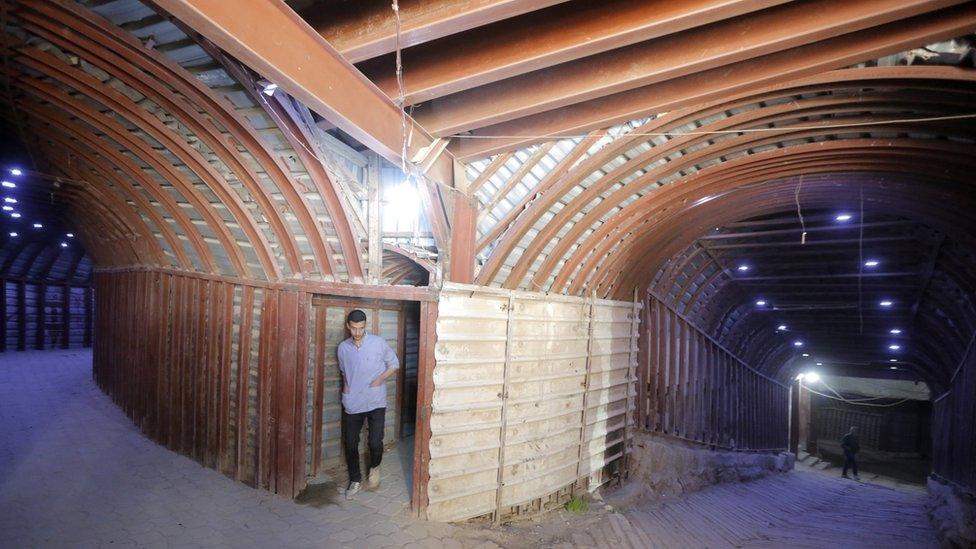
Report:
367,467,380,489
346,481,361,500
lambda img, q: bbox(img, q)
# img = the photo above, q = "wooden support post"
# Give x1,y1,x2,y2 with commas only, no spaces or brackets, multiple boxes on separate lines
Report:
447,178,477,284
493,294,516,524
575,295,596,491
624,290,640,476
83,285,93,348
61,284,70,349
411,300,437,517
0,279,6,352
35,283,46,350
367,152,383,285
17,281,26,351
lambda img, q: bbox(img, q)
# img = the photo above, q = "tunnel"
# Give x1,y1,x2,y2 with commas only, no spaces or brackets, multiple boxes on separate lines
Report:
1,1,975,547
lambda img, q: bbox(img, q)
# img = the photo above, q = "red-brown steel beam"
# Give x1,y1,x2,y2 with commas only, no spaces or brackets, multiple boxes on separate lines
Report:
300,0,567,64
154,0,456,194
599,161,976,300
452,5,976,159
359,0,788,105
414,0,965,136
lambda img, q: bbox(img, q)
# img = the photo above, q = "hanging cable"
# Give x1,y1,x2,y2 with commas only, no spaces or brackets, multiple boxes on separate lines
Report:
795,174,806,245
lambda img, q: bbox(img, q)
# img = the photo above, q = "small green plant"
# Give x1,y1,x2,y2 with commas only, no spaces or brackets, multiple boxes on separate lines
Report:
565,495,589,514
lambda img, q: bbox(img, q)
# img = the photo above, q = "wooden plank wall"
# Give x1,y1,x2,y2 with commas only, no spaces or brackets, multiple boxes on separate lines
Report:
92,270,311,498
426,283,639,522
932,339,976,493
642,295,789,451
1,279,92,352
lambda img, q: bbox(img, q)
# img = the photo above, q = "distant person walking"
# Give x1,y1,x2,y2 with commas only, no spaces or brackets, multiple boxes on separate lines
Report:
338,309,399,499
841,426,860,481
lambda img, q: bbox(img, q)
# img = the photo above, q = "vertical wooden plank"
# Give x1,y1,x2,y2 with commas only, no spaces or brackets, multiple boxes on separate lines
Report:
411,301,437,517
83,285,93,348
258,289,279,491
206,280,222,469
636,295,649,432
171,275,186,452
35,283,46,350
219,282,235,474
292,291,312,498
0,279,6,353
236,285,255,482
274,290,300,498
60,284,70,349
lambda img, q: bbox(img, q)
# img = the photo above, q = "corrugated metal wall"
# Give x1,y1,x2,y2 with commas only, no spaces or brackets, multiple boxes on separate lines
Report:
642,295,789,451
932,339,976,493
1,280,92,352
427,283,639,522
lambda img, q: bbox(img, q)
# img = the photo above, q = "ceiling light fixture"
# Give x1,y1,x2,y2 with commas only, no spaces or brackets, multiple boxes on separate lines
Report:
10,168,22,176
835,213,852,222
60,242,68,248
890,329,902,334
756,299,767,306
889,344,901,350
793,340,804,347
889,359,898,362
880,300,893,307
3,197,16,203
8,232,17,237
33,223,42,228
1,205,10,211
1,181,14,188
66,233,74,238
864,260,879,267
802,353,810,357
777,325,787,331
737,265,749,272
10,212,20,218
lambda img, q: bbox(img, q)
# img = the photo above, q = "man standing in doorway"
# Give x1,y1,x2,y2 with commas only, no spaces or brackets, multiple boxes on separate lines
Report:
338,309,399,499
841,425,860,481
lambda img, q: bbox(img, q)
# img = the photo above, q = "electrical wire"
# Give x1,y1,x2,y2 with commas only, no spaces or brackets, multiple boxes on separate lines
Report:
794,174,806,245
801,382,914,408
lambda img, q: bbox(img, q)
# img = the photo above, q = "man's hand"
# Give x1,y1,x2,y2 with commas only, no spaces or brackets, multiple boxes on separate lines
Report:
369,377,384,388
343,384,350,394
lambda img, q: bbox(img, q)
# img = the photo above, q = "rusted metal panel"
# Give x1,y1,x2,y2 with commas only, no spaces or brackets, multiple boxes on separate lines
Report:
427,283,639,522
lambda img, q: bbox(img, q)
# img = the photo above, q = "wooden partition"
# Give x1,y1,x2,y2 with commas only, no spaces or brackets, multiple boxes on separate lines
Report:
424,283,640,522
93,269,313,498
642,295,790,451
1,280,92,352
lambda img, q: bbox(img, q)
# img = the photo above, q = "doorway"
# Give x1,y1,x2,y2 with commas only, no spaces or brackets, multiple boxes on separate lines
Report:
303,296,421,498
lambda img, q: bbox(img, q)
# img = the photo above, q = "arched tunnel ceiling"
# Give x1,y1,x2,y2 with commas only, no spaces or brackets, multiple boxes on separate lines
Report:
0,0,974,386
2,0,368,283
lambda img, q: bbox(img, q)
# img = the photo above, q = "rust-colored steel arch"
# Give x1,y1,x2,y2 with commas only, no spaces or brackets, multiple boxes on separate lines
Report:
599,161,976,299
10,73,258,276
16,100,216,272
473,66,976,289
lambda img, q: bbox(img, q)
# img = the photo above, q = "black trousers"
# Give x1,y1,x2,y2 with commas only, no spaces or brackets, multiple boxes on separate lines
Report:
342,407,385,483
843,449,858,476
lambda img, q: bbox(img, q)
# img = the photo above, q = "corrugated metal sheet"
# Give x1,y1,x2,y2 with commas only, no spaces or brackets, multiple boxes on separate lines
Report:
427,283,639,522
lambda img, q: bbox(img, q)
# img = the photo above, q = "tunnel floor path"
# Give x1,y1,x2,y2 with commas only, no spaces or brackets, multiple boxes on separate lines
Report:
1,349,938,548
